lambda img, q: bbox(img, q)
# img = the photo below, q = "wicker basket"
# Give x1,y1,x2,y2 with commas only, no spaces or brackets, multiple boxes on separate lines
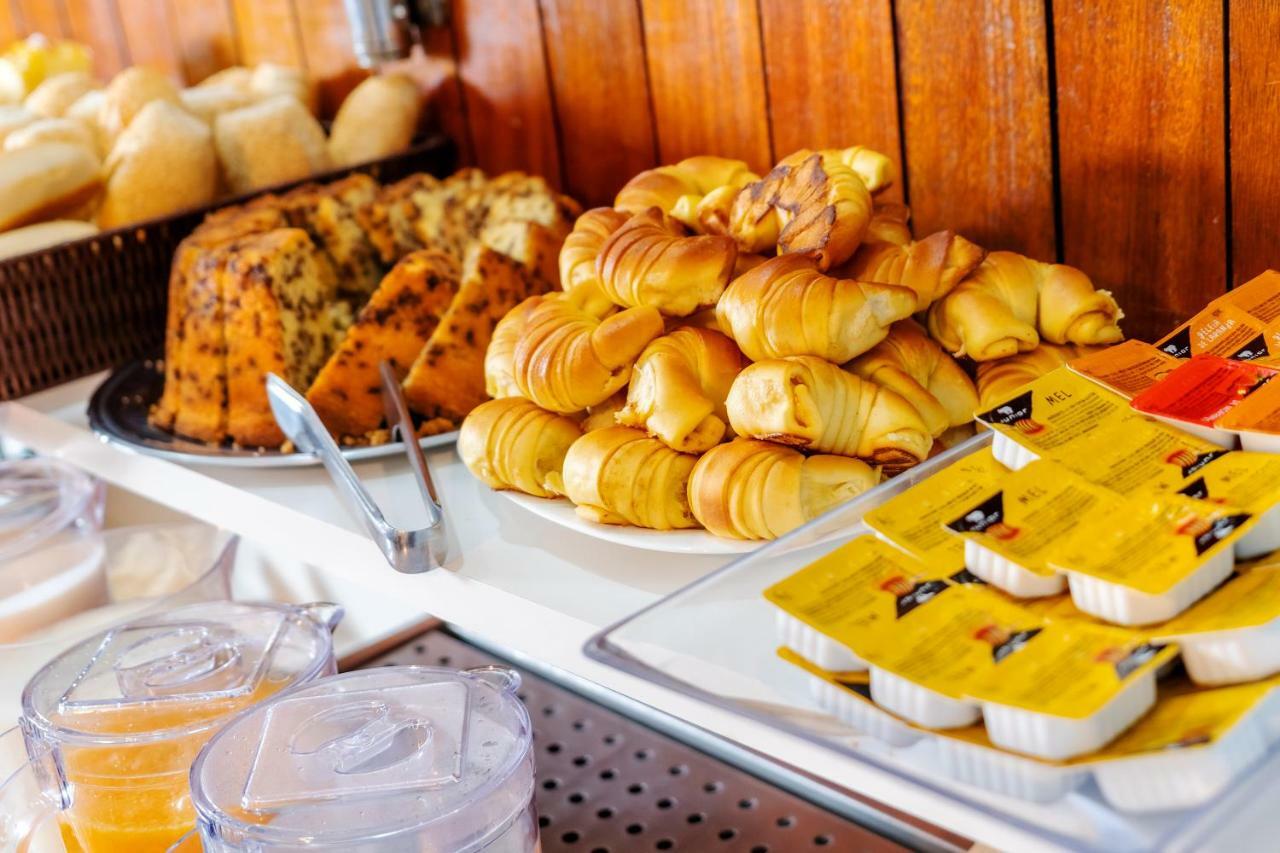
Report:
0,135,456,401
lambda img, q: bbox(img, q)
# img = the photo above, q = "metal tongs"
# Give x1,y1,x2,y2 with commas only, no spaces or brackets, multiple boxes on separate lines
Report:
265,362,446,574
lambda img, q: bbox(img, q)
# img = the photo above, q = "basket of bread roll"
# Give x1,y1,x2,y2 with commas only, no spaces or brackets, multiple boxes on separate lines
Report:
457,147,1126,544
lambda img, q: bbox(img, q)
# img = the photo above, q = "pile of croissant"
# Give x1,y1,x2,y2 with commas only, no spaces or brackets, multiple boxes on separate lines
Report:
458,146,1125,540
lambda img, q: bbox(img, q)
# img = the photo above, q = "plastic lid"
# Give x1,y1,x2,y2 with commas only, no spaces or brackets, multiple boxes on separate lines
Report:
21,601,339,748
0,458,98,565
191,666,534,851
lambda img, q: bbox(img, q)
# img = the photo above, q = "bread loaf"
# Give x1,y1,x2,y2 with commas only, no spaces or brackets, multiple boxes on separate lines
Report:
562,426,700,529
458,397,582,498
214,96,330,195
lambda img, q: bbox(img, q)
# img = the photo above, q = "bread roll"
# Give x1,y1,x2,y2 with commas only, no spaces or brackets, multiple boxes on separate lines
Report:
846,319,978,437
0,219,96,259
562,426,699,529
838,230,985,311
214,95,330,195
716,253,917,363
559,207,629,316
927,251,1124,361
596,208,737,317
512,296,664,413
98,67,181,142
98,101,217,229
688,439,878,539
975,343,1097,409
179,84,257,125
864,202,912,246
197,66,253,91
459,398,582,498
617,327,746,453
615,155,758,235
727,355,932,471
0,142,100,231
486,294,548,399
249,63,316,114
329,73,420,166
0,105,36,145
3,117,98,158
24,72,96,118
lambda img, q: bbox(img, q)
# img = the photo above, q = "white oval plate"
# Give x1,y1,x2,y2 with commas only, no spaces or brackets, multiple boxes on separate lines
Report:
499,491,760,555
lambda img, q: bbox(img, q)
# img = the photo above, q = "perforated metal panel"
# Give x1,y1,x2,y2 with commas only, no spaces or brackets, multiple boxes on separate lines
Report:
359,630,915,852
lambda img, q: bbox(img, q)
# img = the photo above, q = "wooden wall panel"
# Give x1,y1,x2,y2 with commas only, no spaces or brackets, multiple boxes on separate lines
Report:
295,0,366,116
231,0,305,69
896,0,1054,258
167,0,239,84
0,2,21,46
540,0,657,206
13,0,67,38
414,26,473,165
758,0,903,201
115,0,183,78
452,0,560,186
1228,0,1280,289
61,0,127,78
1055,1,1226,341
640,0,772,173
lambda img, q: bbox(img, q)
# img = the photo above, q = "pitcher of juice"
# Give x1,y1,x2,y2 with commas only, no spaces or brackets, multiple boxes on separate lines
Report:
7,600,342,853
186,666,540,852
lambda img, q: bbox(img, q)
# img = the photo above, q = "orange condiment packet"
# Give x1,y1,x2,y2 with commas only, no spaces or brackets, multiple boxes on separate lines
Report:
1130,354,1278,429
1068,340,1180,400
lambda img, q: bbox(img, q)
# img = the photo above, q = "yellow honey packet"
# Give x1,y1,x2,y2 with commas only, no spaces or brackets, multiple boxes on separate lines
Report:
965,622,1177,720
1055,417,1229,497
1051,494,1254,595
1152,566,1280,638
863,448,1008,570
974,367,1139,462
1174,451,1280,517
1019,593,1147,635
763,535,958,659
944,460,1121,579
855,585,1044,700
1068,339,1180,399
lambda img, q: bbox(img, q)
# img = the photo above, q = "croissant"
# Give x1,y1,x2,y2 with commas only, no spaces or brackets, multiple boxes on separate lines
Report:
458,398,582,498
562,426,699,529
688,439,879,539
864,202,912,246
485,294,548,399
727,355,932,471
512,295,664,412
927,251,1124,361
558,207,629,316
716,254,917,363
582,390,627,432
596,208,737,316
837,229,985,311
846,319,979,437
728,149,874,268
615,155,758,234
813,145,897,194
975,343,1097,408
616,327,746,453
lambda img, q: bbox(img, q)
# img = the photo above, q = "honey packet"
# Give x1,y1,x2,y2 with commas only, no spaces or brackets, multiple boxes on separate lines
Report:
1056,417,1229,497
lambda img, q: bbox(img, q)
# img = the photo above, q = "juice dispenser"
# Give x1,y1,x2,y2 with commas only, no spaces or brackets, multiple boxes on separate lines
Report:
7,600,343,853
188,665,539,852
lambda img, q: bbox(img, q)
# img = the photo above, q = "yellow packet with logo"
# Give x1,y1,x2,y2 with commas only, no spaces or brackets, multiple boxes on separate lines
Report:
944,460,1120,598
974,367,1140,470
1054,417,1228,497
863,448,1008,571
1153,566,1280,638
763,535,958,660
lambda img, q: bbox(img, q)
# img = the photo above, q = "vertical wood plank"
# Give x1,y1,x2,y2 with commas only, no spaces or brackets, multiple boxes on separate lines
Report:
13,0,67,38
415,24,474,165
758,0,903,201
114,0,183,78
451,0,560,186
167,0,238,83
1228,0,1280,289
0,1,21,46
639,0,773,173
294,0,366,117
540,0,657,206
1055,1,1226,341
895,0,1055,258
231,0,306,68
61,0,128,78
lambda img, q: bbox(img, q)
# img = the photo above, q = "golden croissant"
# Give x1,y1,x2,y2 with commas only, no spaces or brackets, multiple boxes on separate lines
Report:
716,254,917,363
485,294,547,399
838,229,985,311
813,145,897,194
615,155,758,235
727,355,932,471
728,149,875,268
558,207,629,316
688,439,879,539
927,251,1124,361
512,296,664,413
616,327,746,453
864,202,912,246
562,426,699,529
846,319,979,437
458,398,582,498
596,208,737,316
975,342,1098,409
581,390,627,432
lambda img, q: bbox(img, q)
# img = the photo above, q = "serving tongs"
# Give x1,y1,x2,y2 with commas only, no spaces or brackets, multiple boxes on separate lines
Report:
265,362,446,574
